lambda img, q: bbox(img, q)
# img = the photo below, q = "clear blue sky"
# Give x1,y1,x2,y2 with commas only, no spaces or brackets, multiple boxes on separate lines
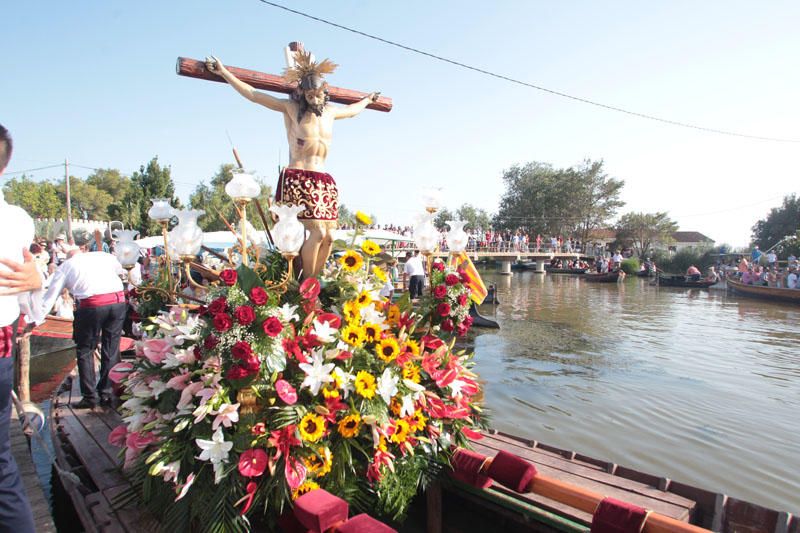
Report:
3,1,799,246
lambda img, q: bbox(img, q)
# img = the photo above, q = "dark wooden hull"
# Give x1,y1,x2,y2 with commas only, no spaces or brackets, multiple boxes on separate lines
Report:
657,276,715,288
546,267,587,275
727,277,800,303
636,270,656,278
24,316,75,357
584,271,622,283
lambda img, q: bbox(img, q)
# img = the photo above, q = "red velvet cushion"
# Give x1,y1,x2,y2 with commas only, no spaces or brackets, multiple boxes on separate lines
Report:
486,450,537,493
277,511,310,533
337,514,397,533
449,448,492,488
293,489,349,532
590,497,649,533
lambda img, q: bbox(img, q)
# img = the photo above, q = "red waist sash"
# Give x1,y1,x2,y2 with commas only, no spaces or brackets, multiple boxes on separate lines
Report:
77,291,126,309
0,325,13,358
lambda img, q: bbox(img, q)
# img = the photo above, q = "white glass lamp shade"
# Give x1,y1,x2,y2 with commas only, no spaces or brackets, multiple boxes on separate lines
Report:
269,204,307,255
446,220,469,253
420,187,443,212
413,213,439,253
148,198,175,222
169,209,205,258
113,230,140,268
225,170,261,200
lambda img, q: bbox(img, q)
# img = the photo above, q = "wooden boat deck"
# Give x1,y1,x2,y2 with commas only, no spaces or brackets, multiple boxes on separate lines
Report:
10,412,57,532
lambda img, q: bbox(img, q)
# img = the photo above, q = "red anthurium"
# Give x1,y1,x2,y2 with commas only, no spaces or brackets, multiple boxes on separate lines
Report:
275,379,297,405
317,312,342,329
238,448,268,477
299,277,321,300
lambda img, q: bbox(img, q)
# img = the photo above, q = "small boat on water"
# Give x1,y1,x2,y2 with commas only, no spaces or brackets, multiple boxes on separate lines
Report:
19,315,75,358
583,271,623,283
636,269,656,278
727,277,800,303
656,274,716,289
546,267,587,275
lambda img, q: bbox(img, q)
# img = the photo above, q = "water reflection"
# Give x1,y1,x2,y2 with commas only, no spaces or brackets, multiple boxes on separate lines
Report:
471,270,800,514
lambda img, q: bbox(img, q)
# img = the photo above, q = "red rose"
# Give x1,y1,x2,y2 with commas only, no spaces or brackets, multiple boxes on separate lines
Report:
197,305,209,316
299,278,321,300
213,313,233,332
437,302,451,317
457,323,470,336
220,269,238,286
262,317,283,337
432,261,445,272
445,273,460,286
208,297,228,315
203,334,219,350
231,341,253,361
226,364,250,380
249,287,269,306
316,312,341,329
282,338,308,363
193,346,202,361
441,319,455,332
459,269,470,283
463,315,474,328
457,293,468,306
433,284,447,299
242,354,261,372
234,305,256,326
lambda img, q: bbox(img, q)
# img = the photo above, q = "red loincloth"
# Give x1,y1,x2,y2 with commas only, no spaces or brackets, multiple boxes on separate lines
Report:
276,168,339,223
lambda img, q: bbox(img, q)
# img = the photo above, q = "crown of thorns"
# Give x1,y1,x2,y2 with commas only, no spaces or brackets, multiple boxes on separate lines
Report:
283,50,338,85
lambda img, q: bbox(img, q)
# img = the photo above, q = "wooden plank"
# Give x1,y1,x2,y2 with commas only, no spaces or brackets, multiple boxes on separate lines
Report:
9,416,57,532
470,440,692,522
103,485,160,532
477,434,696,511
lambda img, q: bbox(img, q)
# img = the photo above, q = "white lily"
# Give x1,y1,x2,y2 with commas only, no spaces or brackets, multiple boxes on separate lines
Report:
298,349,335,395
277,303,300,324
212,403,240,430
149,379,168,399
196,427,233,464
312,319,338,343
360,304,387,327
400,395,416,417
333,368,355,399
377,368,399,405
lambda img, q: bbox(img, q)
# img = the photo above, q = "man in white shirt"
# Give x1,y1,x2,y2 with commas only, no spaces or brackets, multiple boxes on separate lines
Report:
403,250,426,300
0,124,37,533
786,268,798,290
42,250,126,408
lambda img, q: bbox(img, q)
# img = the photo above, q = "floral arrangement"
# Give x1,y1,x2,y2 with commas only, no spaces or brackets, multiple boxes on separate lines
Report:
111,237,485,531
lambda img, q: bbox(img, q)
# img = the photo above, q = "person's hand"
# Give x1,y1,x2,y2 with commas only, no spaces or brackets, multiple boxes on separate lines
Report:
0,249,43,295
205,55,228,76
17,322,35,341
368,91,381,103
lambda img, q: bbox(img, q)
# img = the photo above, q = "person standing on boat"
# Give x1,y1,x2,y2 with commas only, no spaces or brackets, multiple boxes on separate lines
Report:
0,124,38,533
686,265,702,282
40,250,126,409
786,267,798,289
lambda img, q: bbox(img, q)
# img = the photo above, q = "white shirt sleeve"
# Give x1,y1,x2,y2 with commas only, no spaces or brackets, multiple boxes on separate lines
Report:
41,266,69,317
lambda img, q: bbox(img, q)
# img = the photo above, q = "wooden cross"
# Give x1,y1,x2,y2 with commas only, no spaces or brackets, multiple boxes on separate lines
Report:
176,49,392,113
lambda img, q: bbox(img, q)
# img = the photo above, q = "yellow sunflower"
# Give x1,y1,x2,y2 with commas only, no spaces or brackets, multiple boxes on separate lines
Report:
376,337,400,363
362,322,381,343
402,361,421,383
402,339,420,357
340,323,365,348
372,265,388,283
337,413,362,438
292,480,320,500
389,396,403,417
355,211,372,225
299,413,326,443
354,371,377,399
387,304,401,325
408,410,427,432
361,239,381,256
356,290,372,307
390,419,411,444
304,447,333,478
377,436,389,452
343,300,361,323
340,250,364,272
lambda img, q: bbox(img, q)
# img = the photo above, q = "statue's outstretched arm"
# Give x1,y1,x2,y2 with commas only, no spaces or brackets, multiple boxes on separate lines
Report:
333,92,380,120
206,56,288,113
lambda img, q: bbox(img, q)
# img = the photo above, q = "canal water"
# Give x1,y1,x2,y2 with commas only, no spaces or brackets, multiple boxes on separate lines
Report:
472,271,799,514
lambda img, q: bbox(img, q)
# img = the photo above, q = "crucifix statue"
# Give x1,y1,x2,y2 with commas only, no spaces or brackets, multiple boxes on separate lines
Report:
177,43,391,279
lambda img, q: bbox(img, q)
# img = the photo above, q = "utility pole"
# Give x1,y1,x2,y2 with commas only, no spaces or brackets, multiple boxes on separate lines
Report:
64,159,73,243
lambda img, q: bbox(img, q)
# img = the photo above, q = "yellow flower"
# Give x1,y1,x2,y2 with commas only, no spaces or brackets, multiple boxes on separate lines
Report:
376,337,400,363
337,413,362,438
343,301,361,323
299,413,326,443
355,211,372,225
304,447,333,478
340,250,364,272
408,410,427,432
292,480,320,500
340,323,365,348
390,419,411,444
356,291,372,307
387,304,401,325
402,362,421,383
377,436,389,452
321,382,340,399
372,266,388,283
389,396,403,416
362,322,381,343
361,239,381,256
355,371,376,399
402,339,420,357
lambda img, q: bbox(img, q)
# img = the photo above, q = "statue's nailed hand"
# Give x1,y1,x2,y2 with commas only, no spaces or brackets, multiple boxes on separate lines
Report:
368,92,381,103
205,56,227,76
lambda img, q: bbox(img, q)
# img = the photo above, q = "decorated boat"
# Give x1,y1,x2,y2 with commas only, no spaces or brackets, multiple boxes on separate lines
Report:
546,267,588,275
583,271,623,283
727,277,800,303
656,274,716,288
19,315,75,358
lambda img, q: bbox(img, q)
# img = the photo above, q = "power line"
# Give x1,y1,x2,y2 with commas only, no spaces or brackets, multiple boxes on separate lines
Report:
3,164,63,176
257,0,799,144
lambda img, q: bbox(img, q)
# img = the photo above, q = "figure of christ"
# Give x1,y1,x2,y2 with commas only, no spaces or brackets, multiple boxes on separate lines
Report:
206,49,379,278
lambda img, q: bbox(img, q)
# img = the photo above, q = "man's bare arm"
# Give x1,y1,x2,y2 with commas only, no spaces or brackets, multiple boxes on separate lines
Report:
0,249,42,295
206,56,289,113
333,92,380,120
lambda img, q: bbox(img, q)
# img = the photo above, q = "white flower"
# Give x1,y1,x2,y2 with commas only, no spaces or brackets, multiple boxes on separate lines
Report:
449,379,466,398
149,379,167,399
277,303,300,323
153,460,181,483
333,368,355,399
298,350,335,395
312,319,338,343
400,395,416,418
212,403,240,431
360,304,387,327
196,427,232,464
377,368,399,405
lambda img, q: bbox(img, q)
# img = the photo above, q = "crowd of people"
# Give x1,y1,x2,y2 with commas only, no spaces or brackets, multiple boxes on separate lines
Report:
729,247,799,289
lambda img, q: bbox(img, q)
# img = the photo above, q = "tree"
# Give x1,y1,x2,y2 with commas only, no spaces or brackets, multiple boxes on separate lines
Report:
751,194,800,258
188,164,272,233
456,204,491,232
570,160,625,245
86,168,133,221
2,176,63,218
58,177,114,220
433,208,455,231
132,157,180,236
615,212,678,259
